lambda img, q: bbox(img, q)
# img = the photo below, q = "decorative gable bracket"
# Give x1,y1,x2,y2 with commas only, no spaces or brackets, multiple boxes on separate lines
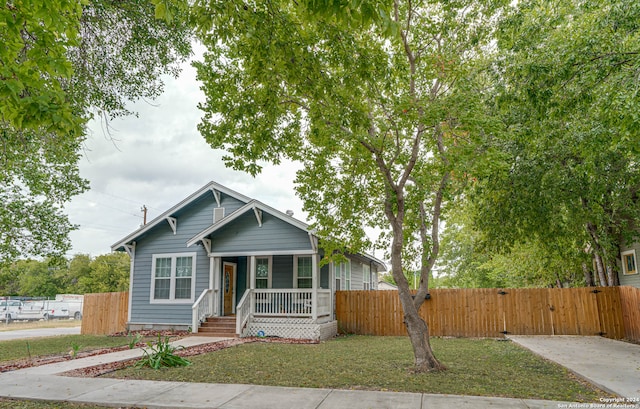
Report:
123,242,136,258
210,188,221,207
253,206,263,227
201,238,211,254
308,233,318,253
166,217,177,235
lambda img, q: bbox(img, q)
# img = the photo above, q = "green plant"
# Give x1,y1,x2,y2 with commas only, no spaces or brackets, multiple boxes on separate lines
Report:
135,335,191,370
69,342,80,359
127,333,143,349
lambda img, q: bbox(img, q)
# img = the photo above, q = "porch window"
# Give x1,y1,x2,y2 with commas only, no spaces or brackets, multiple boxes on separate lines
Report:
151,253,196,303
622,250,637,275
295,256,312,288
363,264,371,290
255,256,272,288
336,261,351,290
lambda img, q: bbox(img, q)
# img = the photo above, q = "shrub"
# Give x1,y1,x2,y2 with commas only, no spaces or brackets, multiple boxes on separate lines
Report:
136,335,191,369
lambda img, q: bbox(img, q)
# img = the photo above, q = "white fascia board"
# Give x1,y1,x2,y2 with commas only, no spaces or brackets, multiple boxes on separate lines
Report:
210,249,316,258
187,200,314,248
251,200,312,232
111,180,251,251
186,201,259,247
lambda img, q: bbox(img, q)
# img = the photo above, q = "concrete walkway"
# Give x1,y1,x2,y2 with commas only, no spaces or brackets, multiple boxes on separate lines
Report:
0,335,636,409
509,335,640,401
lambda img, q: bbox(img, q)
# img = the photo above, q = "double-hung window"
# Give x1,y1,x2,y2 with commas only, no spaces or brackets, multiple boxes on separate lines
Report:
151,253,196,303
622,250,638,275
255,256,272,288
295,256,313,288
335,261,351,290
363,264,371,290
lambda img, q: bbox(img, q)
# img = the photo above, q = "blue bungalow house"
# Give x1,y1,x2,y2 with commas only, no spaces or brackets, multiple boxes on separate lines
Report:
111,181,386,340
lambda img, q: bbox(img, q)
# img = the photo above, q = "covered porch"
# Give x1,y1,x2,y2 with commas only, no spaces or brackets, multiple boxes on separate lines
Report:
191,253,337,340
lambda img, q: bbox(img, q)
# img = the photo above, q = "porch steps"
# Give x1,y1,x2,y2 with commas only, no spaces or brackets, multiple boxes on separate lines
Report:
196,316,237,337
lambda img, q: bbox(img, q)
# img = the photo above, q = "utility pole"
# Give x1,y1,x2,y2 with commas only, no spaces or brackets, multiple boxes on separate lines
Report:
141,205,147,225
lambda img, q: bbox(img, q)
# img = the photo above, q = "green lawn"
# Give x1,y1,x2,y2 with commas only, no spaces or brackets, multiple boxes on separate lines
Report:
107,336,608,402
0,334,140,363
0,335,611,408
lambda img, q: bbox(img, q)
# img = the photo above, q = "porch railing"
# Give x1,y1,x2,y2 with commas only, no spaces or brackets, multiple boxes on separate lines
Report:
236,289,252,335
235,289,332,336
191,288,214,333
253,289,332,317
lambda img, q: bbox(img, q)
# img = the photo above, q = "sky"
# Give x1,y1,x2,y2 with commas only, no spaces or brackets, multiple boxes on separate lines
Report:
64,52,305,257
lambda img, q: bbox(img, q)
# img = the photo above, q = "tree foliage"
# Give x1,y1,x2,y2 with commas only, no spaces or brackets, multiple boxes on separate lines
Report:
0,252,130,297
191,0,504,371
1,0,192,263
460,0,640,286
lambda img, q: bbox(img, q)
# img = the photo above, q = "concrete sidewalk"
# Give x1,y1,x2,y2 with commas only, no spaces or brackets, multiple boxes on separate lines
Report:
509,335,640,401
0,335,632,409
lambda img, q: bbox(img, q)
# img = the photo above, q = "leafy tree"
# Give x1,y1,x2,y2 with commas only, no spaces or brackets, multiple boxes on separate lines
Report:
191,0,503,371
79,252,130,293
0,0,192,264
469,0,640,286
0,253,129,296
14,259,64,297
439,200,587,288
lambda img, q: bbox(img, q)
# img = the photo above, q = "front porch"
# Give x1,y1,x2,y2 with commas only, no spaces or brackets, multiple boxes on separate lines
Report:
192,288,336,340
191,253,337,341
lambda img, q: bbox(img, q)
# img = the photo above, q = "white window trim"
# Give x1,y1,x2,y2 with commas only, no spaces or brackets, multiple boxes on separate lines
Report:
150,252,197,304
363,263,371,290
255,255,273,288
335,261,351,290
345,261,351,290
621,249,638,275
293,255,313,288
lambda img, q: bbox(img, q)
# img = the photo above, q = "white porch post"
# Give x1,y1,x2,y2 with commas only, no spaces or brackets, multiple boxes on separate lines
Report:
312,254,318,320
250,255,256,313
213,257,221,316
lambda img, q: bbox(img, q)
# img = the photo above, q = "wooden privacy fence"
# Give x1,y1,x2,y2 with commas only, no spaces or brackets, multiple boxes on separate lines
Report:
336,286,640,342
81,291,128,335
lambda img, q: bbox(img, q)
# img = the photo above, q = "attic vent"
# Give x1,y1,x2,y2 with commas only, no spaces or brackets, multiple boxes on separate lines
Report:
213,207,225,223
286,210,294,217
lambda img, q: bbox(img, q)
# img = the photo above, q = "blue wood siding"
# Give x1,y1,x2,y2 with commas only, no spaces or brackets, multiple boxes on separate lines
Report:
272,255,294,288
619,242,640,288
210,212,312,253
130,196,214,325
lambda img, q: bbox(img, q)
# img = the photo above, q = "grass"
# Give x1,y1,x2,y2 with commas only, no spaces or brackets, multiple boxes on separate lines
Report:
0,334,142,363
107,336,609,402
0,399,110,409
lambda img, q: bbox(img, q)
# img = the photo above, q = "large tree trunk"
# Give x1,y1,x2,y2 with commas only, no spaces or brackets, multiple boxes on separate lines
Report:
606,265,619,286
393,266,445,372
582,262,595,286
388,208,445,372
397,289,445,371
593,253,608,286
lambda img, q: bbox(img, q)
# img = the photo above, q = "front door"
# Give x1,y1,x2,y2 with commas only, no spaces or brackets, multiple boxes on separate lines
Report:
223,262,236,315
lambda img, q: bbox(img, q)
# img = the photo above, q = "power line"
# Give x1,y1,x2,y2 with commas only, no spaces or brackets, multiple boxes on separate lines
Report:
74,196,143,219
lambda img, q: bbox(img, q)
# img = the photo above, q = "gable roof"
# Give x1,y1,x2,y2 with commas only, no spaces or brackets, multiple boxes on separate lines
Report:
110,180,387,271
186,199,311,248
110,181,252,251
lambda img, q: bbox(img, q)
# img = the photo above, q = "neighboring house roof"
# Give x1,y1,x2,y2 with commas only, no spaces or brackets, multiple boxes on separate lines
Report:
111,180,387,271
377,280,398,290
